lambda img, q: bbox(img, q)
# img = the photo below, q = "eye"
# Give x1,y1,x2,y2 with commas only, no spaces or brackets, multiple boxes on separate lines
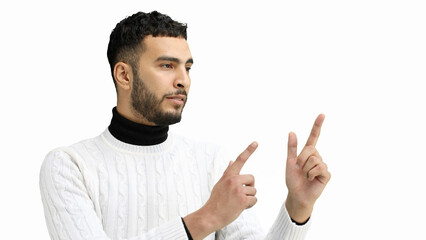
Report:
161,63,173,69
186,66,192,72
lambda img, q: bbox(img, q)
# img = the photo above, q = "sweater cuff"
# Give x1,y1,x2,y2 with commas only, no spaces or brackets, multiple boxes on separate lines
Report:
266,203,311,239
144,217,189,239
291,216,310,226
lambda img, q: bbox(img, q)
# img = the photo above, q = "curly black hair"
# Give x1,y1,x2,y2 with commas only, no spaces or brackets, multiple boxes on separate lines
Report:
107,11,187,88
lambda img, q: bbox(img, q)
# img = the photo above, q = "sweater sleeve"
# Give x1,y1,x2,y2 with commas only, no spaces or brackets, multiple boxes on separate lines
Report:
212,149,311,240
39,149,188,240
216,205,310,240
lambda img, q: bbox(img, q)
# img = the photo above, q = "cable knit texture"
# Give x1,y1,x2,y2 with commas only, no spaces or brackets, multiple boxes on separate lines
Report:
40,129,310,239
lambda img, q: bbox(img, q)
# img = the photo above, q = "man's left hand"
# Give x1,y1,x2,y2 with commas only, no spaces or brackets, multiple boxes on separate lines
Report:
285,114,331,223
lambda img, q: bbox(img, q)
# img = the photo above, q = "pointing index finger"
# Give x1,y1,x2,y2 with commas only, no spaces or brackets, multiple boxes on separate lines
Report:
226,142,258,176
305,114,325,147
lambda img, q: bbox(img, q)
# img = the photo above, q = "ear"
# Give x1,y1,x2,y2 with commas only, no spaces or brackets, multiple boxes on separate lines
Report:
114,62,132,91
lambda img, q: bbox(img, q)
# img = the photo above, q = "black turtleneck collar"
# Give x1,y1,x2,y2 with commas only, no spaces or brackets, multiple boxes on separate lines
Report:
108,107,169,146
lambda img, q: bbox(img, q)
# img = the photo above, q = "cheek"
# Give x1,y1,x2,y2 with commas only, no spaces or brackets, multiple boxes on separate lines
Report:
186,78,191,91
146,73,170,93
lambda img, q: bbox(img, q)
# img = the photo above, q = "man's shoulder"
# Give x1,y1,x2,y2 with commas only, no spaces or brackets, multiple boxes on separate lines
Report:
41,130,105,166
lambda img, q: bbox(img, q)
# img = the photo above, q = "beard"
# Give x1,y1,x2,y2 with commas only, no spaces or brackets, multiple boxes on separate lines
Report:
130,69,187,126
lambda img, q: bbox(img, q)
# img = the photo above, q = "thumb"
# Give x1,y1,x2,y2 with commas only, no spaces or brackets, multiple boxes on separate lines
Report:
287,132,298,163
223,160,233,174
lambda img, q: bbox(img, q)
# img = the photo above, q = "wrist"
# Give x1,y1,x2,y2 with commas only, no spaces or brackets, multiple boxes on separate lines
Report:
285,195,314,224
183,206,218,240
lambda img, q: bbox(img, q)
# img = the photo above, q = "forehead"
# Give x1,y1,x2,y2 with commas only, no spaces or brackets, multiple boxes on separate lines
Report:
140,35,192,61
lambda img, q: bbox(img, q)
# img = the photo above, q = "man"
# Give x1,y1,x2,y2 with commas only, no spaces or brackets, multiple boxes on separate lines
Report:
40,11,330,240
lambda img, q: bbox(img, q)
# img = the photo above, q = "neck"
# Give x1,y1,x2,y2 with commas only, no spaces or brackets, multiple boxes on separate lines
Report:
116,102,156,126
108,107,169,146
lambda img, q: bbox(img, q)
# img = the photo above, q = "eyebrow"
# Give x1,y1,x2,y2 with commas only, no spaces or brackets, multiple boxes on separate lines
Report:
156,56,194,64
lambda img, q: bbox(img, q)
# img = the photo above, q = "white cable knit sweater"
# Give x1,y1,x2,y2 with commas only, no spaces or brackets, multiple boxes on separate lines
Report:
39,129,310,239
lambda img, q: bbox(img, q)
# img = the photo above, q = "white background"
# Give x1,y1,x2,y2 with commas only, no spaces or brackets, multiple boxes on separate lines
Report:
1,0,425,239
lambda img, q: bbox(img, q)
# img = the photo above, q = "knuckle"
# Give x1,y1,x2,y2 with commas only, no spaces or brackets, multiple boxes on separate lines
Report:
317,163,325,172
227,176,237,186
248,174,255,182
310,133,320,142
306,145,316,152
312,156,321,165
310,131,319,138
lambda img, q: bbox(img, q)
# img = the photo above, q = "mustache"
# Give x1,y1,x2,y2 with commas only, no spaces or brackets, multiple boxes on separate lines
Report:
163,90,188,98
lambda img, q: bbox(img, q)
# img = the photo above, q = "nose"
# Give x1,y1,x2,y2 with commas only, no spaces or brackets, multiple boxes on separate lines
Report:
174,66,190,89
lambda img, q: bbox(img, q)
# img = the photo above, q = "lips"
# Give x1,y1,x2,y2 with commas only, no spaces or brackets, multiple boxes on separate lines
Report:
166,95,186,101
165,94,186,104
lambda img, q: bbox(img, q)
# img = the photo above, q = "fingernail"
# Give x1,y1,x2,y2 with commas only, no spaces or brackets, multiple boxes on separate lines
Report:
251,142,258,148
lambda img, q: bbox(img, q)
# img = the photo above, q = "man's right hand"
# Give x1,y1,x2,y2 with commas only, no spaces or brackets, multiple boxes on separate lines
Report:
183,142,258,240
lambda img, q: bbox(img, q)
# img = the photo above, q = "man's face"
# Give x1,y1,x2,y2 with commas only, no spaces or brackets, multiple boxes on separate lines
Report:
130,36,193,126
